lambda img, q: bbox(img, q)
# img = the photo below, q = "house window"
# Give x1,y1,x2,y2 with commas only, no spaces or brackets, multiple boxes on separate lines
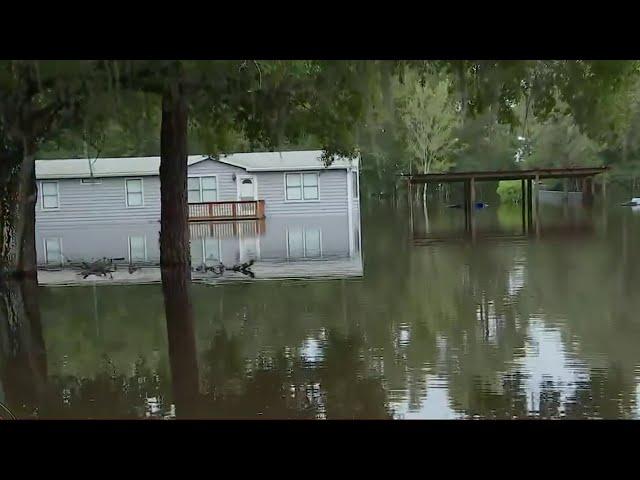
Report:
304,228,321,257
352,171,359,199
190,239,202,266
44,238,63,265
203,237,221,265
125,179,144,207
128,236,147,262
287,228,304,258
285,173,319,201
190,237,221,267
41,181,60,209
287,227,322,259
188,176,217,203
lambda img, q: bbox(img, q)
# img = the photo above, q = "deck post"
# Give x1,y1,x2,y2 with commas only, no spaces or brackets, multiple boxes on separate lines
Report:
563,178,569,203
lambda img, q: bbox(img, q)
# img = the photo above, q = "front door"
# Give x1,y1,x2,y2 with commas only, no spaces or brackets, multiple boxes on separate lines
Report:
237,176,257,200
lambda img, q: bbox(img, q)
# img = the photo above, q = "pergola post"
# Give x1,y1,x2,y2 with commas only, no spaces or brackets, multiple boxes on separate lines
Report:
527,178,533,231
582,176,594,207
534,174,540,225
408,179,414,236
470,177,476,240
521,179,526,234
463,180,470,232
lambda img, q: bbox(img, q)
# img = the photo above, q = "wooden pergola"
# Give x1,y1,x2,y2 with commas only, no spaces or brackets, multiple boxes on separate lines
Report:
403,166,608,235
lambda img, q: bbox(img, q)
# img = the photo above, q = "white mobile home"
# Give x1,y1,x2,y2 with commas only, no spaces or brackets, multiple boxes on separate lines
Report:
35,150,360,227
34,150,362,281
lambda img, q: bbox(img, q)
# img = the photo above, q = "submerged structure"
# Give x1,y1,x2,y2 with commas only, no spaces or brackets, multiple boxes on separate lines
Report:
34,150,363,284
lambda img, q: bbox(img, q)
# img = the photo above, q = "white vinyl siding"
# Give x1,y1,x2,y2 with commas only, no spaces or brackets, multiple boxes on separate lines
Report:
44,237,63,265
285,172,319,201
80,178,102,185
257,170,347,217
128,236,147,262
34,159,352,227
287,227,322,259
125,179,144,207
41,181,60,210
188,176,217,203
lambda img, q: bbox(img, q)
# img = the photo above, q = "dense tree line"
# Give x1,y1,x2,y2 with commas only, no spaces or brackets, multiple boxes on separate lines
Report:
3,59,640,417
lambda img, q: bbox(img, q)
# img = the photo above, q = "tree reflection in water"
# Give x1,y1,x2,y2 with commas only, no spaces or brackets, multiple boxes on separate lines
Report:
1,282,392,419
0,276,47,418
3,204,640,419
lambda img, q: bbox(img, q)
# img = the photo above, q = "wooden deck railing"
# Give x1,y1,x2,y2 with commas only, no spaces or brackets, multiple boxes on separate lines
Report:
188,200,265,221
190,219,266,239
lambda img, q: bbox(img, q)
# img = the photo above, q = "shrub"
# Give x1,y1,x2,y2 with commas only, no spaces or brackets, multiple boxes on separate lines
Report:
496,180,522,204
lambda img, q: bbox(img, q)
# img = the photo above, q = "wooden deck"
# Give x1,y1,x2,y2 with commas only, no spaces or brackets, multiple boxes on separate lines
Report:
188,200,265,222
189,219,266,239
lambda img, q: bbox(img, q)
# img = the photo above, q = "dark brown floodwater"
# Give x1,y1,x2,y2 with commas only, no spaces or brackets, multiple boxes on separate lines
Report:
3,199,640,419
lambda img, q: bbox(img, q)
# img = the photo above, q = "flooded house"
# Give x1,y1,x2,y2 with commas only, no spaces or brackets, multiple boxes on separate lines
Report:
34,150,362,284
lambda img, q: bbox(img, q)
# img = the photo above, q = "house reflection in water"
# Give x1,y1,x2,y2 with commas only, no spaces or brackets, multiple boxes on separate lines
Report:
35,212,363,285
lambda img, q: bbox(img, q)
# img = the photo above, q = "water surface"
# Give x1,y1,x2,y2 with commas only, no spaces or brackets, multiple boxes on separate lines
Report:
3,200,640,419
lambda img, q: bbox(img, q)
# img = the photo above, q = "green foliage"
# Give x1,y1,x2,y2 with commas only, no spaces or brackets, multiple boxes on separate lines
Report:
497,180,522,204
453,108,518,171
518,99,602,169
395,69,462,174
15,59,640,196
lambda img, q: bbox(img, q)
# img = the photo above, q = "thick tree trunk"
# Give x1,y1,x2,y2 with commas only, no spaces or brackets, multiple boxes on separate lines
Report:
1,141,38,275
159,83,200,417
0,133,46,417
160,86,191,270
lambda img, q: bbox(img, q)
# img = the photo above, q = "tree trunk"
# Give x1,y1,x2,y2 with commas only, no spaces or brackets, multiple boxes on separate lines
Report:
0,124,47,417
160,84,191,271
457,61,468,117
159,82,200,417
1,139,39,275
0,143,47,414
422,156,428,202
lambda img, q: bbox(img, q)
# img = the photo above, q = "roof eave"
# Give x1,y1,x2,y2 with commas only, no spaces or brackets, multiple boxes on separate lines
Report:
244,166,352,172
36,172,158,180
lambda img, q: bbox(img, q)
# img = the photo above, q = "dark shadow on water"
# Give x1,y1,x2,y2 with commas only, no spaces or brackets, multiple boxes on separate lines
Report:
1,264,391,419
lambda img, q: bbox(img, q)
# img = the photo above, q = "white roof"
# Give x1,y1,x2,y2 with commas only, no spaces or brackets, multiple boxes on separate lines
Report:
35,150,359,179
